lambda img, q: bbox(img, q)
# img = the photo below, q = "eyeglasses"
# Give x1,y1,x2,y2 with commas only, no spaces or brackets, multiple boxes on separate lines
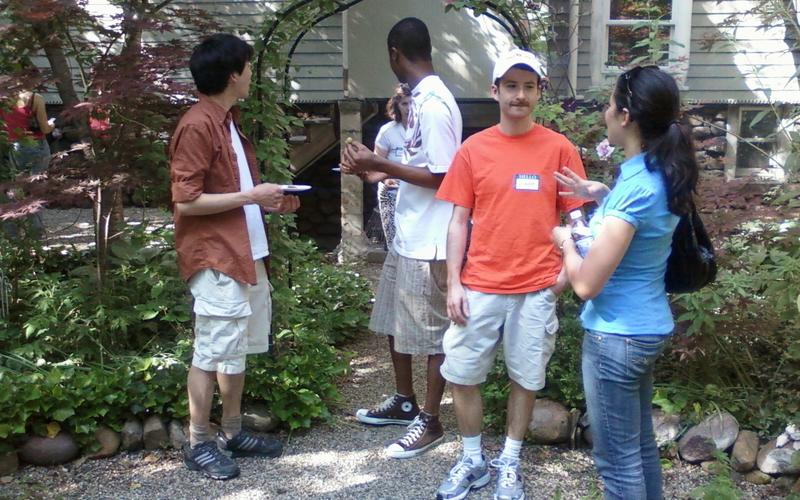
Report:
623,65,659,98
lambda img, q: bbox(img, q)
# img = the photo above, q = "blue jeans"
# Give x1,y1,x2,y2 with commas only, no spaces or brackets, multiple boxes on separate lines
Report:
582,330,668,500
10,138,51,174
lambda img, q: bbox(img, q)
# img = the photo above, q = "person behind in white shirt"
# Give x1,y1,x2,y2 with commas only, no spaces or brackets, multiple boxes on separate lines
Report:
341,17,462,459
372,83,411,247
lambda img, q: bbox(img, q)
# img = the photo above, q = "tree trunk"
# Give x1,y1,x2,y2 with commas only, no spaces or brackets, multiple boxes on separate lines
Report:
94,184,125,282
121,0,144,62
31,25,79,107
781,0,800,87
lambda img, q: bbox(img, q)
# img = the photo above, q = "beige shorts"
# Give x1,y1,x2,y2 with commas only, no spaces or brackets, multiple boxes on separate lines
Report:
440,287,558,391
188,260,271,375
369,249,449,355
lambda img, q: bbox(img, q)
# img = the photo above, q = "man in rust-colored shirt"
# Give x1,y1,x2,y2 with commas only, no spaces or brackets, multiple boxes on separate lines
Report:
171,33,299,480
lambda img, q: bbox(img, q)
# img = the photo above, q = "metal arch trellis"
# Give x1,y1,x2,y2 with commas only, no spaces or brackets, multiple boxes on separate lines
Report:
253,0,533,111
0,269,9,319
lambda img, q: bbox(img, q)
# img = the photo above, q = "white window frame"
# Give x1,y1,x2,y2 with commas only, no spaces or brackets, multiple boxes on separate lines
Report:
725,105,788,182
590,0,692,86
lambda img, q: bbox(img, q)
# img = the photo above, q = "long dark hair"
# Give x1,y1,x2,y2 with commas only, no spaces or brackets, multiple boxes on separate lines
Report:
386,83,411,123
613,66,698,216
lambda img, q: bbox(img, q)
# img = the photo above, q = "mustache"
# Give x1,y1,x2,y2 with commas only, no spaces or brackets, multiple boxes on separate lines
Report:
509,101,530,107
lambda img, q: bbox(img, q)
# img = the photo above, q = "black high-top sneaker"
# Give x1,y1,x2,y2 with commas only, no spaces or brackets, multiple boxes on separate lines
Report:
355,393,420,425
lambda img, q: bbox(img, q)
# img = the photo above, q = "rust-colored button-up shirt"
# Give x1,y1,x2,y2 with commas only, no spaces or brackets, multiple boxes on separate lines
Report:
170,95,265,285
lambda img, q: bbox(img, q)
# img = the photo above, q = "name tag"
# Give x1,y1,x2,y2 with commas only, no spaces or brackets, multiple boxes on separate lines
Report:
514,174,540,191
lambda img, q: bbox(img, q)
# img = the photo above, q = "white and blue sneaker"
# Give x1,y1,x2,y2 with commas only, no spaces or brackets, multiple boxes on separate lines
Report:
490,457,525,500
436,454,490,500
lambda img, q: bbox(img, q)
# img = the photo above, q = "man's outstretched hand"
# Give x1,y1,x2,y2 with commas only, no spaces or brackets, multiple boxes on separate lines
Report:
341,140,378,175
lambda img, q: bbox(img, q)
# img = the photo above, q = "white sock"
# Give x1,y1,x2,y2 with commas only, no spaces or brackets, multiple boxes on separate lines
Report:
499,436,523,463
462,434,483,463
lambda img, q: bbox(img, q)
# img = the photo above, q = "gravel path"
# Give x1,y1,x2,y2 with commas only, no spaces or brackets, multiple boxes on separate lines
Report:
2,211,785,499
37,207,172,250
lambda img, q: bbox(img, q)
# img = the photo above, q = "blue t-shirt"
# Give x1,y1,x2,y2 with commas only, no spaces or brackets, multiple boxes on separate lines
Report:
580,153,680,335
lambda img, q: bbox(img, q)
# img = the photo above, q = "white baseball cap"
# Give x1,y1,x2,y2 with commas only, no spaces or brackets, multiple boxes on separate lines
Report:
492,49,547,83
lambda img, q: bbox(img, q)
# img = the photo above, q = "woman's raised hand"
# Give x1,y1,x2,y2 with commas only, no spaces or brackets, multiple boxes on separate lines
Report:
555,167,610,202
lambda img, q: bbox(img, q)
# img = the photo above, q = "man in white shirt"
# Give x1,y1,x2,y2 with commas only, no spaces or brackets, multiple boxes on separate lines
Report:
341,17,462,459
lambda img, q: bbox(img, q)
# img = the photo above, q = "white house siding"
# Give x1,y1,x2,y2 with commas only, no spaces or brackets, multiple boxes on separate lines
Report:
551,0,800,105
686,0,800,104
548,0,594,98
346,0,515,100
38,0,344,103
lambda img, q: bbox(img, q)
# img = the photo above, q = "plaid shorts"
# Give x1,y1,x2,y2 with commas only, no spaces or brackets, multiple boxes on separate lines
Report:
369,249,449,355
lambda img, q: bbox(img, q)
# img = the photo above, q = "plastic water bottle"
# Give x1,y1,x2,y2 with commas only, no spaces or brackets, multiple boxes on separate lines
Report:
569,209,594,258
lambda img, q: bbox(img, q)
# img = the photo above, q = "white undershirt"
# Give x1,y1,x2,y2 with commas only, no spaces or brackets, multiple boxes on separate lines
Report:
229,121,269,260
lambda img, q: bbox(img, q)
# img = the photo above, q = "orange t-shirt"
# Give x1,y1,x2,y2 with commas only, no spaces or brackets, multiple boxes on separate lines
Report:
437,124,587,294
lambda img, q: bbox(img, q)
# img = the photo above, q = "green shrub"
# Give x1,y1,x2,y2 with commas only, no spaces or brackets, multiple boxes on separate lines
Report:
0,225,191,361
273,238,372,345
0,349,190,450
659,221,800,434
245,327,350,430
0,225,371,449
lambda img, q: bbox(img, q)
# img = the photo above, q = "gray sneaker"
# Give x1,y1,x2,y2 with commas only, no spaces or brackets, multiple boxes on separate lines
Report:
490,457,524,500
436,455,490,500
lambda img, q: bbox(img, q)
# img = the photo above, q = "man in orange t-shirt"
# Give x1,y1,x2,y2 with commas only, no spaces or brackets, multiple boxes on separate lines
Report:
434,49,586,500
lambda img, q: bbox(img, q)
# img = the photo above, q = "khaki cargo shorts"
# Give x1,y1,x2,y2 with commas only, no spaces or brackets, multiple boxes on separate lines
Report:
441,287,558,391
188,260,271,375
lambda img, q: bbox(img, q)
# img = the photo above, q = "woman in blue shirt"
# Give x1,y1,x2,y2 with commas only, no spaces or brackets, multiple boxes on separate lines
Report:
551,66,699,500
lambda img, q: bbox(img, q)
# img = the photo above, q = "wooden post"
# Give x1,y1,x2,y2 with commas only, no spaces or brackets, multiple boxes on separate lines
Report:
337,98,369,262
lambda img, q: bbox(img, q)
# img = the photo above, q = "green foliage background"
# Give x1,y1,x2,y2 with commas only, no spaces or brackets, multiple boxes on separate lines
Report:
0,225,371,451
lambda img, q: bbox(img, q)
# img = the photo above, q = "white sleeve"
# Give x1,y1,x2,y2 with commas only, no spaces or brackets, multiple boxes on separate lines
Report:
375,122,392,151
420,100,459,174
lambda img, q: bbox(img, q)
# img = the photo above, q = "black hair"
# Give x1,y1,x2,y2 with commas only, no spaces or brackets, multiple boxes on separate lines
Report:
386,83,411,122
189,33,254,96
387,17,432,63
613,66,698,216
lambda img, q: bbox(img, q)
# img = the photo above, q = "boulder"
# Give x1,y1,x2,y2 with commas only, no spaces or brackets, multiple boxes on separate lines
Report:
18,433,79,465
731,430,759,472
528,399,570,444
744,470,772,485
678,412,739,463
688,116,703,127
679,435,717,464
169,420,187,450
775,475,799,492
0,451,18,476
242,403,278,433
121,419,143,451
578,412,593,447
757,438,800,475
143,415,169,450
692,126,713,141
89,426,120,459
700,460,718,473
700,136,727,155
652,410,680,447
583,425,593,447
